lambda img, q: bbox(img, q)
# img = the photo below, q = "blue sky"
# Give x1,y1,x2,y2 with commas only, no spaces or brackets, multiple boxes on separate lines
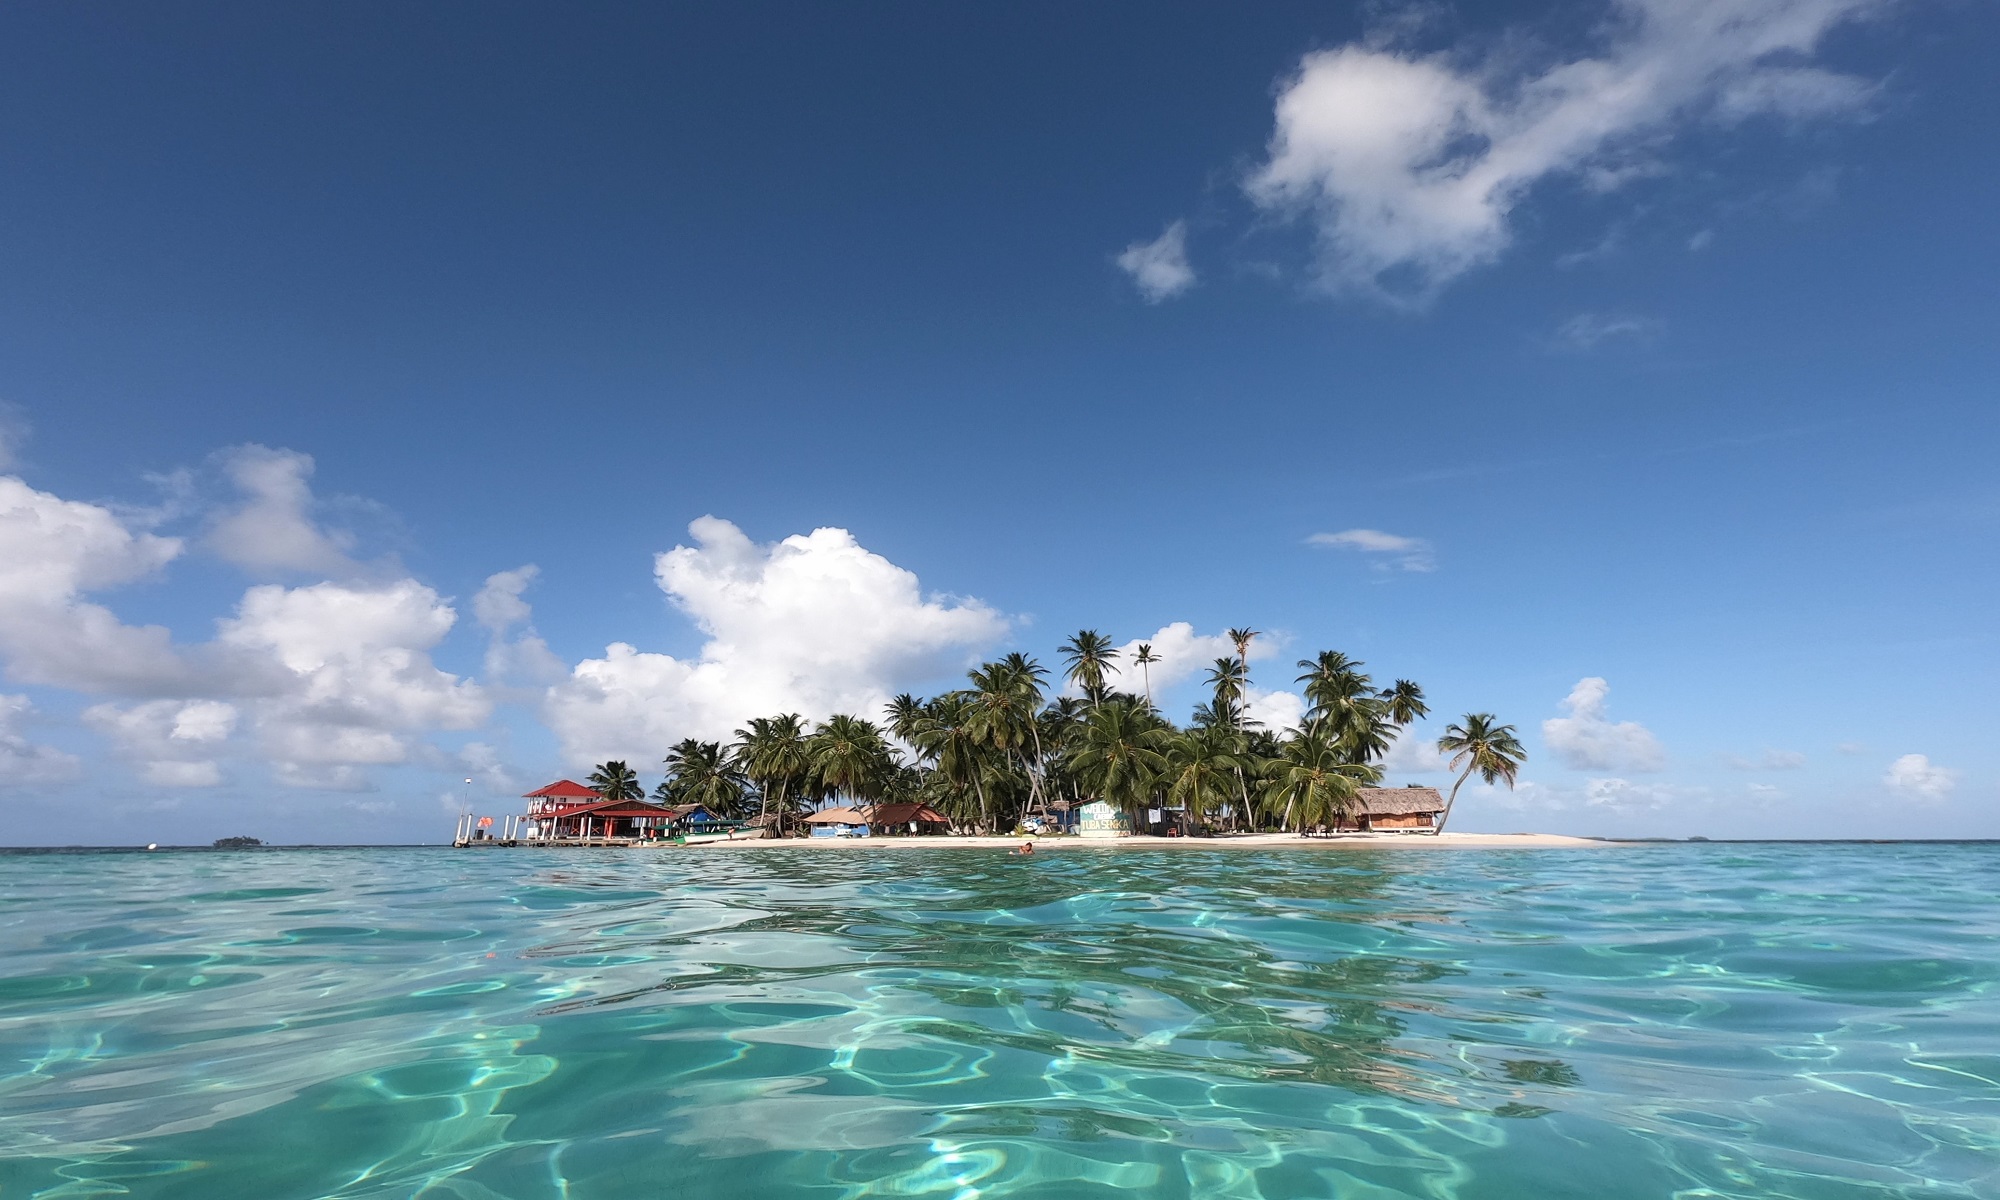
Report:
1,0,1994,843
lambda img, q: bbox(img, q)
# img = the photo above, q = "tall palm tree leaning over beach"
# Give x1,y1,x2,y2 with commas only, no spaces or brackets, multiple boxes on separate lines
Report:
1435,714,1528,835
587,760,644,802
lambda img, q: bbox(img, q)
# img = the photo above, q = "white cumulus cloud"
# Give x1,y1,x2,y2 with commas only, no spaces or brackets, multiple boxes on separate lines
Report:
544,517,1008,766
1116,221,1196,302
206,445,362,576
1244,0,1886,302
1307,528,1436,572
0,475,193,694
218,580,489,786
474,565,566,686
1,454,513,794
1106,623,1275,698
1102,623,1301,729
83,699,238,788
1543,677,1665,771
1884,753,1957,800
474,565,538,632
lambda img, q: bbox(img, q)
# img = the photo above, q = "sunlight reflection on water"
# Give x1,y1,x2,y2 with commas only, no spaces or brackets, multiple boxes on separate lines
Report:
2,843,1997,1198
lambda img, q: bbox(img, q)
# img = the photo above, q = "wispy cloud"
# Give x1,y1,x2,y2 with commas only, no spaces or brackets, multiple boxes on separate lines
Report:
1242,0,1887,303
1115,221,1196,303
1307,528,1436,572
1552,312,1664,350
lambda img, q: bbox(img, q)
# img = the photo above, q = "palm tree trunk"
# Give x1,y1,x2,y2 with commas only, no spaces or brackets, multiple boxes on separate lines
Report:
1438,765,1473,835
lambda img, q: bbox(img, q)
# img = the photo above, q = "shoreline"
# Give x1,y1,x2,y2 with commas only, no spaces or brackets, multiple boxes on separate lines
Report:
694,831,1612,850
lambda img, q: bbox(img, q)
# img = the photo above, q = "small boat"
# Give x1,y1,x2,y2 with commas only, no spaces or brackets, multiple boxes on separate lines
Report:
676,824,759,845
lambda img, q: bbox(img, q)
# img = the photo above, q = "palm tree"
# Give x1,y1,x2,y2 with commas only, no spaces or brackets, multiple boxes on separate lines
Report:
1131,643,1160,709
1258,729,1380,832
1228,627,1260,680
1163,728,1241,828
884,693,926,744
1000,653,1052,810
1295,651,1392,763
1381,680,1429,727
1435,714,1527,835
806,714,898,809
1069,696,1171,816
964,658,1045,821
587,760,643,802
732,714,811,829
1204,657,1247,711
1060,630,1121,704
662,739,749,818
1037,696,1089,809
911,692,991,830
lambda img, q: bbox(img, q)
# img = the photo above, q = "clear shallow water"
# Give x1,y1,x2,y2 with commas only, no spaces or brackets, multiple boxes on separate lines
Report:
2,845,1997,1200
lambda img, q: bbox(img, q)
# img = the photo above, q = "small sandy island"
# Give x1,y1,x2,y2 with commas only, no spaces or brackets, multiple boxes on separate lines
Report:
699,831,1610,850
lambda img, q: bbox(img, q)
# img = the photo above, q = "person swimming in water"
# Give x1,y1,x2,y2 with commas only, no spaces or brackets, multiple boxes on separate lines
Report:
1012,841,1034,855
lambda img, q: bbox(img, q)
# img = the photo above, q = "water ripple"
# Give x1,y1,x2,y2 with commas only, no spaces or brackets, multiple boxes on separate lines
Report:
2,844,1997,1198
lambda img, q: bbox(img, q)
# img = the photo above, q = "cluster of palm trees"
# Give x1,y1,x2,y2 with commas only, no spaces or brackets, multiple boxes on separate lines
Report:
583,630,1526,835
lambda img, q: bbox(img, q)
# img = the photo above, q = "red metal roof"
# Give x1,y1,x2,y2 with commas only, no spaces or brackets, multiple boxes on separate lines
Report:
524,779,602,799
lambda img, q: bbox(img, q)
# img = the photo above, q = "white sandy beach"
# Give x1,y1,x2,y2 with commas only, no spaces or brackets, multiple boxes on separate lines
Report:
697,831,1609,850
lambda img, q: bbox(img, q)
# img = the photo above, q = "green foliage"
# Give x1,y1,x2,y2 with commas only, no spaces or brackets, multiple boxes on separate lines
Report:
608,636,1516,840
1059,630,1121,704
732,714,811,825
1258,728,1381,831
1436,713,1528,833
1069,696,1172,814
587,760,644,802
659,738,750,818
806,713,897,804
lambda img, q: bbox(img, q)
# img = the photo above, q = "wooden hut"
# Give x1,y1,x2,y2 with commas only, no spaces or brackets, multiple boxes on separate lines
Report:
1340,786,1447,832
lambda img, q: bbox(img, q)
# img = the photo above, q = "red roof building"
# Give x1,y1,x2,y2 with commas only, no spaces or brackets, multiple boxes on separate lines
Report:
523,779,602,817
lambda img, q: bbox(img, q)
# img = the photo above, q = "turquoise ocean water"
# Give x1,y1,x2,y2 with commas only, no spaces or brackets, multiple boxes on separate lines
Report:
2,844,1996,1199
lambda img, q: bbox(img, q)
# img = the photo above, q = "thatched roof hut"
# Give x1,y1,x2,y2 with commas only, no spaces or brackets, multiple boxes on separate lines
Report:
1353,787,1445,816
1330,786,1447,831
